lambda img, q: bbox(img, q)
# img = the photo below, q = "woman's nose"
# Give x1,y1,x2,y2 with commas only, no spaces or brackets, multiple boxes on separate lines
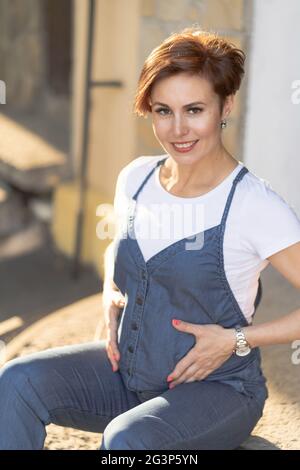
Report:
172,115,189,137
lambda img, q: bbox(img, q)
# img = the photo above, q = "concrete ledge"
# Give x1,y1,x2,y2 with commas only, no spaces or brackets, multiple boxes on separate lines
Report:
0,113,66,193
0,219,48,260
0,180,28,237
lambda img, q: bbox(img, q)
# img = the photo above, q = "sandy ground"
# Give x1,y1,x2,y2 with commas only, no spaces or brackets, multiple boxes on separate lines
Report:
5,293,104,450
3,265,300,450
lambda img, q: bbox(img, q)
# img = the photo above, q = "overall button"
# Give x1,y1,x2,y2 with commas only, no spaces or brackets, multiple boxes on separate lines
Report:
141,270,147,280
131,322,138,330
127,368,131,375
136,296,143,305
128,345,134,353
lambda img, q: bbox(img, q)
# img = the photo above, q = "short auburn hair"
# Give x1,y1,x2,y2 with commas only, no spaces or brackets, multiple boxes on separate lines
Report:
133,26,245,117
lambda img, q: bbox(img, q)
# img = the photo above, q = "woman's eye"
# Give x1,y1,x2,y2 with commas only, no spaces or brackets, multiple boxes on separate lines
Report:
154,107,203,116
188,107,203,114
155,108,170,115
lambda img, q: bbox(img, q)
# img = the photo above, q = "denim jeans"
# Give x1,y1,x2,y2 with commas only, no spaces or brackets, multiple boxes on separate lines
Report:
0,340,265,450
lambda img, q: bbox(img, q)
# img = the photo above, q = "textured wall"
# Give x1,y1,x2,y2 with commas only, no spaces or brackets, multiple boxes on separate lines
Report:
0,0,46,110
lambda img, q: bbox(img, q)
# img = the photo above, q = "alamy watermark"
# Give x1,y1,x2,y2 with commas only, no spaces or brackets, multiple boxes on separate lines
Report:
0,80,6,104
291,80,300,104
291,340,300,365
96,202,205,251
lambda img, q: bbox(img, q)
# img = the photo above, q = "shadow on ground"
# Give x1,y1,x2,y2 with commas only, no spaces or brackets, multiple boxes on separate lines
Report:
237,435,280,450
0,244,101,344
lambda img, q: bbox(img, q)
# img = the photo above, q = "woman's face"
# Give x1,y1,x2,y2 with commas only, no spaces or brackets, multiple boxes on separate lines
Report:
150,72,233,165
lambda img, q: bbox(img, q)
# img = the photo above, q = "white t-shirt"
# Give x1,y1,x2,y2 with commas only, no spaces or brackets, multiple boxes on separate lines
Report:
113,155,300,323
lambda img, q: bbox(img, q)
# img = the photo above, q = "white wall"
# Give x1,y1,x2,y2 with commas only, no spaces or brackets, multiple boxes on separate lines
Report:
244,0,300,216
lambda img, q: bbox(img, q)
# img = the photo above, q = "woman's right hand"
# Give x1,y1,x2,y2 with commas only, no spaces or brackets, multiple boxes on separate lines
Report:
102,285,125,372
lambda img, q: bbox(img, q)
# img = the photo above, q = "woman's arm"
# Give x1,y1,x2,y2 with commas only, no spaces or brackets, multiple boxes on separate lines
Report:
168,242,300,387
100,240,125,370
103,241,119,291
243,241,300,348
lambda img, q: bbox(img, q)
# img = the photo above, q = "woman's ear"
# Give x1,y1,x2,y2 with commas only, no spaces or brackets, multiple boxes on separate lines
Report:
221,94,234,120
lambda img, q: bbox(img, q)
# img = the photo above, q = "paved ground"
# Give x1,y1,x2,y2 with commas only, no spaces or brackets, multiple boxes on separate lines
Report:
1,246,300,450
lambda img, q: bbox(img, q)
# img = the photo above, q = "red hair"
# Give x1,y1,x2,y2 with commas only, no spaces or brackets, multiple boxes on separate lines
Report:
133,27,245,117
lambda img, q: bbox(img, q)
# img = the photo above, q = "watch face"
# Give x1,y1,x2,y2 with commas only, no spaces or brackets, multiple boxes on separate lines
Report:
236,346,251,357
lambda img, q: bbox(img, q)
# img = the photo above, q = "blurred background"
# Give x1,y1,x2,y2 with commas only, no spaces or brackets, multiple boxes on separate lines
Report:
0,0,299,450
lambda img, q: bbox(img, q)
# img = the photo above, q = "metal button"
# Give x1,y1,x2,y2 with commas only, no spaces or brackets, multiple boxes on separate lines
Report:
141,270,147,280
136,296,143,305
128,345,134,353
131,322,138,330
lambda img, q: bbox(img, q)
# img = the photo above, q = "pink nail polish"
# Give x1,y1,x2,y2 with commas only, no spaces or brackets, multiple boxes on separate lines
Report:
172,319,181,326
167,375,173,382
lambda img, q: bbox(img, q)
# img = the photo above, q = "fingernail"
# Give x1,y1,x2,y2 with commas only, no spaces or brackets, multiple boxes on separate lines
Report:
112,353,119,361
112,365,118,372
169,383,175,389
172,319,181,326
167,375,173,382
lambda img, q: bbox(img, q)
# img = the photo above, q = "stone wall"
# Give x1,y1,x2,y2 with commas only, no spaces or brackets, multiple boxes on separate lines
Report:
136,0,249,160
0,0,46,110
0,0,70,255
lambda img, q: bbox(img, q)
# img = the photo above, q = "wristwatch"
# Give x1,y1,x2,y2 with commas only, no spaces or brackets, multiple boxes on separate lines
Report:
233,325,251,356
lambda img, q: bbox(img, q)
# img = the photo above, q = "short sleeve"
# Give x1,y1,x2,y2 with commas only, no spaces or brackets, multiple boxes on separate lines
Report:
112,164,131,236
113,166,127,216
240,180,300,260
113,155,158,215
112,156,154,233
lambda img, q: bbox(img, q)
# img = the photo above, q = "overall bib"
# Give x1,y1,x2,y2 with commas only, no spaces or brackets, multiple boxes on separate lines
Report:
113,156,268,406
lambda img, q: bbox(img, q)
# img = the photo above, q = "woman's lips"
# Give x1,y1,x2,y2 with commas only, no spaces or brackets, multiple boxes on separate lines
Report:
171,140,199,153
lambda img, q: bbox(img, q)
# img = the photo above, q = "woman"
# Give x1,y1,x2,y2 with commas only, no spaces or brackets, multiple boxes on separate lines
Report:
0,27,300,450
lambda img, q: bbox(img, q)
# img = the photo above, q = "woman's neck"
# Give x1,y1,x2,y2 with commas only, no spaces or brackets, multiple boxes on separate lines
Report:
160,148,238,198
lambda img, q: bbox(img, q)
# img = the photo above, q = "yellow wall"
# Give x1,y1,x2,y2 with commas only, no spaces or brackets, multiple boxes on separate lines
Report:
73,0,140,198
52,0,140,277
52,181,116,278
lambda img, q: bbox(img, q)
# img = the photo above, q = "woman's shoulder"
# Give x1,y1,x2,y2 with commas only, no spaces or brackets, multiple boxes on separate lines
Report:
238,167,300,225
116,154,165,191
118,154,164,178
114,155,165,210
239,167,289,208
241,167,273,194
236,167,300,260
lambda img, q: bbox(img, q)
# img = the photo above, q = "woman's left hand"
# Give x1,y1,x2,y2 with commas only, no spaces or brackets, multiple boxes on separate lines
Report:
167,320,236,389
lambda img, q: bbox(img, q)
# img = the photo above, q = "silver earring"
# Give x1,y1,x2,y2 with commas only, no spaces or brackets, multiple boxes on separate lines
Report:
220,119,227,129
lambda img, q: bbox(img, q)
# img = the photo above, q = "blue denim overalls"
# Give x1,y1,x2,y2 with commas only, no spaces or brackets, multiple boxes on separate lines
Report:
113,156,268,407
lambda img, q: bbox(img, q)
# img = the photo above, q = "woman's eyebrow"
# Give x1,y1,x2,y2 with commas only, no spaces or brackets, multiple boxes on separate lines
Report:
152,101,206,108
